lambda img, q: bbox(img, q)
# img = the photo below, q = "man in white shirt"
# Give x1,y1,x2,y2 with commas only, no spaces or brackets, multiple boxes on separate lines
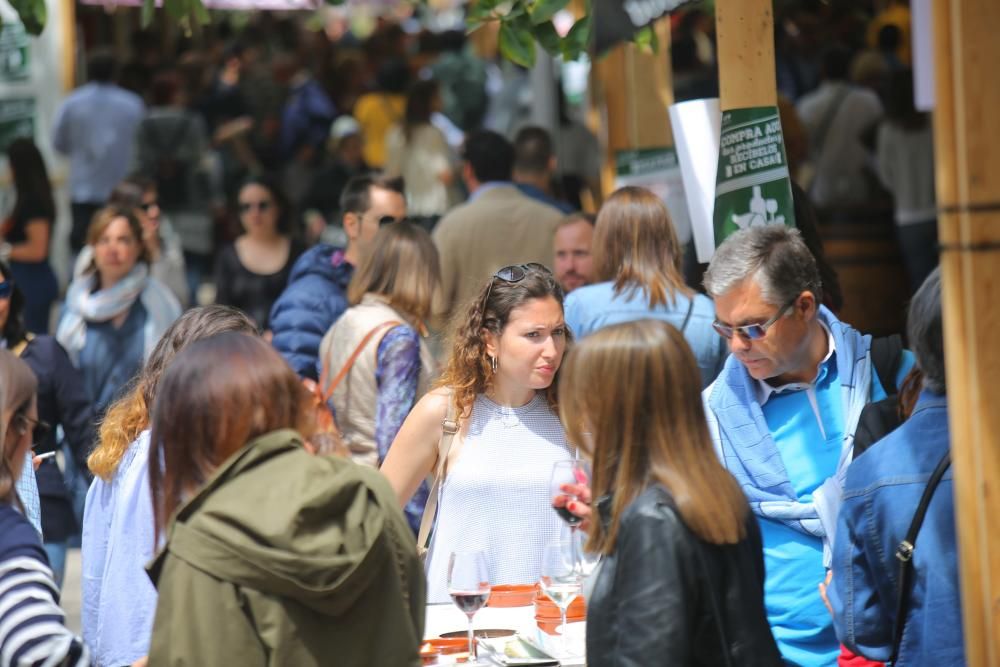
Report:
797,47,883,210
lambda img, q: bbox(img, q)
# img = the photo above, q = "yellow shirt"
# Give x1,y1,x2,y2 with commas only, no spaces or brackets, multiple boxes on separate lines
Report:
353,93,406,168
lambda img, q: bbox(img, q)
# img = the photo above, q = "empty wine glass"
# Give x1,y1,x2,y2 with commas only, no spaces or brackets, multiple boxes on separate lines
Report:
448,550,491,664
539,542,582,655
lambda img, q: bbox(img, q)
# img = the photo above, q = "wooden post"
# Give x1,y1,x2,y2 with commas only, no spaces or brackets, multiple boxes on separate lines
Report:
932,1,1000,664
592,18,673,197
714,0,776,110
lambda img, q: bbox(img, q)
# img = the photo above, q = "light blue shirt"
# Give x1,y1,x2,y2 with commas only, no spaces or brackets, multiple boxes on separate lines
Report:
82,430,158,667
564,281,728,388
52,83,145,202
757,331,912,666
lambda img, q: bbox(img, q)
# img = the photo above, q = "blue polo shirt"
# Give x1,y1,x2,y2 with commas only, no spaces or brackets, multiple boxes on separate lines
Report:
756,327,912,666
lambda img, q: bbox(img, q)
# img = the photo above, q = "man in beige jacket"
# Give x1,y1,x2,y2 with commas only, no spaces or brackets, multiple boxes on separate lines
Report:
432,130,564,323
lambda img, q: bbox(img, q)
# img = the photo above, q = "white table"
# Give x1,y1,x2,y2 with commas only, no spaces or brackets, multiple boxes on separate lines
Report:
424,603,585,666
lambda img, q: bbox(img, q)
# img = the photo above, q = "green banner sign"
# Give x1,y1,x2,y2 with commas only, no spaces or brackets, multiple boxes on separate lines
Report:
0,23,30,81
712,106,795,245
0,98,35,151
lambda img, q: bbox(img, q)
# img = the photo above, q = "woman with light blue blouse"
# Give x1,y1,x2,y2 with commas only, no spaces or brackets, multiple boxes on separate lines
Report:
81,305,256,667
564,186,727,388
319,222,440,533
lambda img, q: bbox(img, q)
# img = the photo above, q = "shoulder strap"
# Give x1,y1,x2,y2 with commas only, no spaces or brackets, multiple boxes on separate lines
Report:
871,334,904,395
679,296,696,333
417,391,459,552
890,450,952,662
11,333,33,357
320,320,401,404
813,85,852,160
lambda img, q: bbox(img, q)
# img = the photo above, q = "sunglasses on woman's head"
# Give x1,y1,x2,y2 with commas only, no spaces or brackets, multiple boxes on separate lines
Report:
239,200,272,214
483,263,552,312
0,281,11,299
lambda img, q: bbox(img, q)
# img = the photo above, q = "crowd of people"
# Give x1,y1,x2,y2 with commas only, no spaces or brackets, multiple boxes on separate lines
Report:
0,1,962,666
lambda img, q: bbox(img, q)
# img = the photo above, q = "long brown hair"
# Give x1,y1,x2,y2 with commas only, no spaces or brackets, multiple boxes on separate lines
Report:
592,186,689,308
90,305,258,481
346,222,440,330
0,350,38,510
559,320,747,553
149,333,314,539
437,265,568,416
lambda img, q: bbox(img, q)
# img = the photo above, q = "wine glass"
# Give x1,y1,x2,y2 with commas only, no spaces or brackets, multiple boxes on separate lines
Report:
539,542,582,655
447,550,491,664
551,460,589,567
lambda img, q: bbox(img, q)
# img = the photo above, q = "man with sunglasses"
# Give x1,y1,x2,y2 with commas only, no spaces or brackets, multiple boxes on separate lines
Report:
701,225,912,666
270,174,406,380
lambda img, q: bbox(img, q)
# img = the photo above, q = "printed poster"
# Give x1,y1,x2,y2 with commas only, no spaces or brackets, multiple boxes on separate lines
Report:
712,106,795,245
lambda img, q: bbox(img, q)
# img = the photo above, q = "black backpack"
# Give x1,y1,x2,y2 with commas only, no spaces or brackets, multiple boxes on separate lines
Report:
853,334,904,459
146,119,192,208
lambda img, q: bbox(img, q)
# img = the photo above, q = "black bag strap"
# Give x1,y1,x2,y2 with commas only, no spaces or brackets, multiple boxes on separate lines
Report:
812,84,852,160
890,450,952,663
679,296,696,334
870,334,904,395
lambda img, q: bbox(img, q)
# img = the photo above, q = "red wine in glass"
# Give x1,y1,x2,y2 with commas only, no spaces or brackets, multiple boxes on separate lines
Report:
553,505,584,526
450,590,490,614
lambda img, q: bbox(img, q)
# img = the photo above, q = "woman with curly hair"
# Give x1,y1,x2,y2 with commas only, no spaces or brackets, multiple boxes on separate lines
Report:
382,263,573,602
81,305,256,667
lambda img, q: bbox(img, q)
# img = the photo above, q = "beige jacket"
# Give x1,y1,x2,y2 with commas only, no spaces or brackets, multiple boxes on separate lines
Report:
431,185,563,323
319,295,435,467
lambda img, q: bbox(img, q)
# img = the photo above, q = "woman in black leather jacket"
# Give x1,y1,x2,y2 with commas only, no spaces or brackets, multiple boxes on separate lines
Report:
558,320,781,666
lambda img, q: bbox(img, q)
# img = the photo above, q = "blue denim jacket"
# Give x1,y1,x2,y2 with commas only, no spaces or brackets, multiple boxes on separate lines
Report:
830,391,965,665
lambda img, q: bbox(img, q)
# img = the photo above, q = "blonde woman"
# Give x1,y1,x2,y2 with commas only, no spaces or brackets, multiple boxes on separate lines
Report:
563,186,727,388
82,306,256,667
319,222,439,531
559,320,780,666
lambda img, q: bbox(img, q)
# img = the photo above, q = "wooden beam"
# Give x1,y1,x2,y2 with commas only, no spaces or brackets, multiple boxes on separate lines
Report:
932,0,1000,664
592,18,673,196
715,0,776,110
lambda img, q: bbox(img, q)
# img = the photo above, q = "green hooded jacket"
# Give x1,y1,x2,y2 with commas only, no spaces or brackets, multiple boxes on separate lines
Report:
146,429,425,666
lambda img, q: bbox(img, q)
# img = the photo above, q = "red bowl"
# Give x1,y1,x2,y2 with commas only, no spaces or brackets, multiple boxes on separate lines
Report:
488,584,537,608
419,637,469,664
534,590,586,619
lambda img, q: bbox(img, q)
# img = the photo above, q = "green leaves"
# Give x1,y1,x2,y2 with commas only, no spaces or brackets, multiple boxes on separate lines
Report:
138,0,210,30
8,0,46,35
633,25,659,53
499,19,536,68
562,14,591,60
528,0,568,25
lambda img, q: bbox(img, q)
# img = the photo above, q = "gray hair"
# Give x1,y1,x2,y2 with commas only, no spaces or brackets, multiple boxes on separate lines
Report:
703,225,823,307
907,267,945,393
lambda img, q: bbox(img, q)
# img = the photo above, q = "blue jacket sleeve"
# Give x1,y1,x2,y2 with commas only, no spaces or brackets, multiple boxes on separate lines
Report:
270,276,348,381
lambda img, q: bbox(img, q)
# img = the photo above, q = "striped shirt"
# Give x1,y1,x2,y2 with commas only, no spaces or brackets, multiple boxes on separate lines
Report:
0,504,90,667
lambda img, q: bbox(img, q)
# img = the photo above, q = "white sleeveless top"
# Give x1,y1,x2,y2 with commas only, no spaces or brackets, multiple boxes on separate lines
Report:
425,392,572,602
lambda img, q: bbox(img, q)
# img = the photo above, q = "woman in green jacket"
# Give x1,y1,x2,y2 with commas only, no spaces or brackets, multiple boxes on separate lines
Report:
146,332,425,666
